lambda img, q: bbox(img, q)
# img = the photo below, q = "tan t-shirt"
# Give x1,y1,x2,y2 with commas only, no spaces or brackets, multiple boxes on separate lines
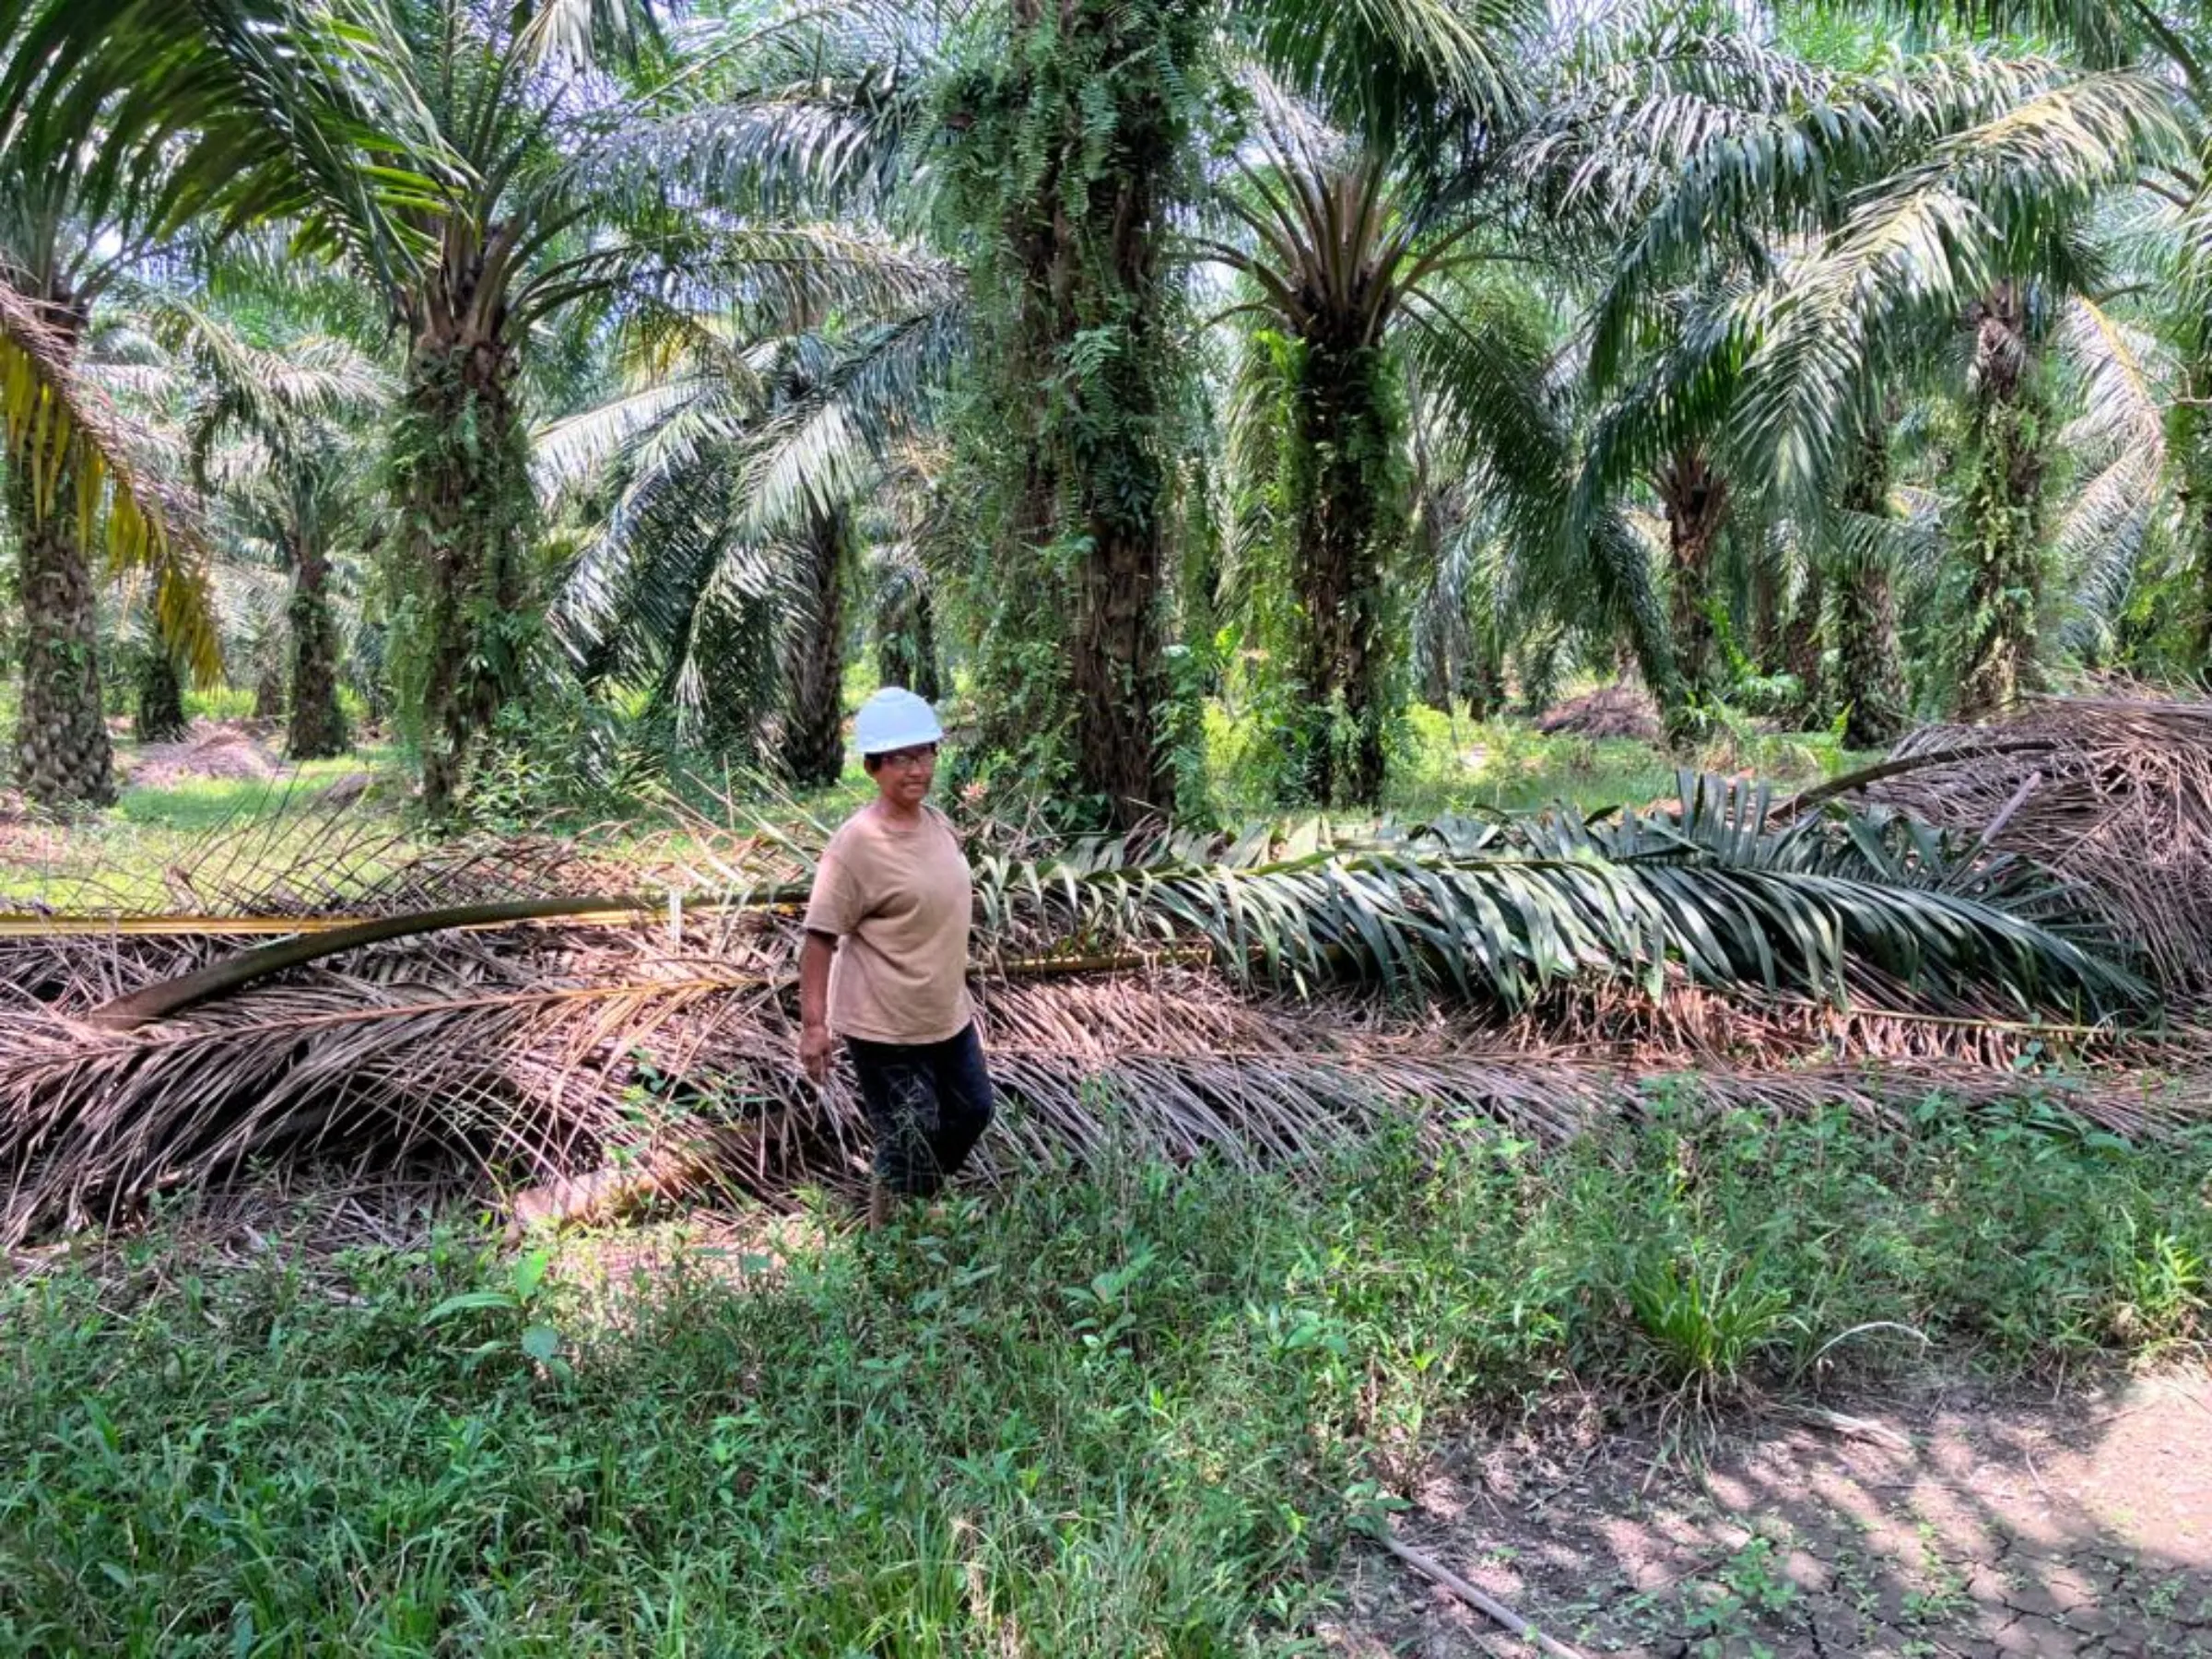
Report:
803,804,975,1043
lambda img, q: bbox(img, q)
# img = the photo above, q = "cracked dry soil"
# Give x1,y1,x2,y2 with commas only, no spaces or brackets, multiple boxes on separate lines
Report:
1324,1369,2212,1657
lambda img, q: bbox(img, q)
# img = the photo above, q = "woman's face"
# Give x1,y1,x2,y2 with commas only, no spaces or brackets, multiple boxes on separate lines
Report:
871,743,937,809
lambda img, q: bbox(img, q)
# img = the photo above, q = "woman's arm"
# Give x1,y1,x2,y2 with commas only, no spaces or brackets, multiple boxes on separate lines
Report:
798,929,837,1082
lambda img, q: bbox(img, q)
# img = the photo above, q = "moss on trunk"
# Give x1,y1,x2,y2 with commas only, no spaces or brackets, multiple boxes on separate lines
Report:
391,329,533,818
1288,335,1406,807
287,531,347,761
953,0,1203,826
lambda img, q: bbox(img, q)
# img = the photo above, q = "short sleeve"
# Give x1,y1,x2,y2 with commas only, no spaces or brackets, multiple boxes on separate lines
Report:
804,842,863,936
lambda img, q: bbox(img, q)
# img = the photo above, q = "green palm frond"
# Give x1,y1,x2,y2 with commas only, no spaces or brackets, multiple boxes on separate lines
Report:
2045,295,2171,649
141,294,390,484
732,302,967,537
1716,70,2170,514
0,284,219,681
532,378,713,504
1236,0,1543,150
968,781,2142,1018
514,0,665,69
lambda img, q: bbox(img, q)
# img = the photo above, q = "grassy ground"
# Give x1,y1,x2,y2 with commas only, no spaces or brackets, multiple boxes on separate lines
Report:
0,751,407,912
2,695,1875,913
5,1100,2206,1655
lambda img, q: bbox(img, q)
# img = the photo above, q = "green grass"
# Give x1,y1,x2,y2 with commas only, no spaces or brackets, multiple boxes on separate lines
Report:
0,747,412,912
1203,701,1874,823
5,1098,2206,1655
6,699,1881,914
112,751,392,833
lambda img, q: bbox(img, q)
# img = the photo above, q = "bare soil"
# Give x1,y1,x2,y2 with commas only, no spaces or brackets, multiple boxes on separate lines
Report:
1325,1368,2212,1658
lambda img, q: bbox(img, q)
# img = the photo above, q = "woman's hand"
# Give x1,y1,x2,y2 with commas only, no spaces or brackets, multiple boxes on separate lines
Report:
799,1022,832,1084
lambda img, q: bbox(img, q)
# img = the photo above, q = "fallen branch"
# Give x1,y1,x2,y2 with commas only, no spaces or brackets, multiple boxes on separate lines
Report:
1374,1523,1591,1659
1770,738,2060,821
503,1113,799,1242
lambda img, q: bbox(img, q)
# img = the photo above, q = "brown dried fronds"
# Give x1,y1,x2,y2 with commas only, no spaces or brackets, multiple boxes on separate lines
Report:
1536,684,1662,742
1,929,2197,1248
1844,694,2212,999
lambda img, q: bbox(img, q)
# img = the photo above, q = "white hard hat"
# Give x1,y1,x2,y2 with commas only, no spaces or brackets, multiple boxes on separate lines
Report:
853,687,944,755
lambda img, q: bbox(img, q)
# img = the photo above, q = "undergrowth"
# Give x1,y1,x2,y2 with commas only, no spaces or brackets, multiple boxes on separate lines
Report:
2,1098,2206,1654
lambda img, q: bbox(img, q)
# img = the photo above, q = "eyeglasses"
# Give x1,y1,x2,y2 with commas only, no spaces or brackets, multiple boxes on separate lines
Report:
876,745,937,770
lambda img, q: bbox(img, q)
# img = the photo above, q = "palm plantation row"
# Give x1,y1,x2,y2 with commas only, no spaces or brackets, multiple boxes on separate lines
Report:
4,0,2209,827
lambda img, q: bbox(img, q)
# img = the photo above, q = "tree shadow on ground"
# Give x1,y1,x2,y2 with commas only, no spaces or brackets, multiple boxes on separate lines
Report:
1325,1366,2212,1657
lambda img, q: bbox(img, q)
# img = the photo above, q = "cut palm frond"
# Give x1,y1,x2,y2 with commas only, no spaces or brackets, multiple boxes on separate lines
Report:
2,766,2176,1243
1850,695,2212,1000
0,946,2195,1250
10,771,2147,1028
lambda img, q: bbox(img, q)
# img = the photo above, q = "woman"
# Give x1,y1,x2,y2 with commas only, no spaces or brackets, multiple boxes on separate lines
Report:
797,687,994,1227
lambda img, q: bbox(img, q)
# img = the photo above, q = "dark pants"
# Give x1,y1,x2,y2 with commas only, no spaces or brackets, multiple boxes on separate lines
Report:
844,1022,994,1197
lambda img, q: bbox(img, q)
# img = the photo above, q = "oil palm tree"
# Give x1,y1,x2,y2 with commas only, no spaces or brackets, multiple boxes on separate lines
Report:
534,224,962,782
0,63,213,804
17,0,933,812
171,306,388,759
0,0,453,805
1198,69,1605,805
673,0,1537,824
1879,1,2212,660
1569,24,2171,729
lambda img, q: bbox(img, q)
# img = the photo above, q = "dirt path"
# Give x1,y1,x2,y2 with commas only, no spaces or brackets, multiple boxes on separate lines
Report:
1326,1369,2212,1657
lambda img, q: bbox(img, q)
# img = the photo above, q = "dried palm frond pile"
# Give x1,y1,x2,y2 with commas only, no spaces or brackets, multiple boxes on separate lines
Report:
0,771,2190,1246
1841,694,2212,1001
1536,684,1661,741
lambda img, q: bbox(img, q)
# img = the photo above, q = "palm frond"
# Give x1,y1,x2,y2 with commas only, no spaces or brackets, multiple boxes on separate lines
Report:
1238,0,1543,150
2051,294,2171,649
8,939,2192,1250
730,302,968,537
532,377,714,504
515,0,664,69
970,783,2142,1018
0,285,219,681
0,759,2187,1247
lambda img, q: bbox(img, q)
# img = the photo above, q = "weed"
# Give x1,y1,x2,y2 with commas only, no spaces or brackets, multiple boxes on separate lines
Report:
1627,1250,1794,1404
3,1106,2207,1652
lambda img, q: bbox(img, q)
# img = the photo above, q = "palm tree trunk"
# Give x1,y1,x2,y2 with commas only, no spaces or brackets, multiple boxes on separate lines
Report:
877,573,943,703
783,503,851,788
1957,283,2048,722
396,319,532,818
1783,564,1825,724
253,665,285,722
9,465,116,809
2179,331,2212,666
287,530,347,760
1588,515,1689,744
1656,445,1729,711
971,0,1197,827
1749,548,1783,672
6,285,114,810
1832,429,1908,750
1292,335,1404,806
911,587,943,704
135,649,189,743
1466,641,1505,721
1417,614,1456,715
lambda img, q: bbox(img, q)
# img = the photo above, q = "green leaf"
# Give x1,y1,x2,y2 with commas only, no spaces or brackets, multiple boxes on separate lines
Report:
512,1248,551,1301
420,1290,515,1325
